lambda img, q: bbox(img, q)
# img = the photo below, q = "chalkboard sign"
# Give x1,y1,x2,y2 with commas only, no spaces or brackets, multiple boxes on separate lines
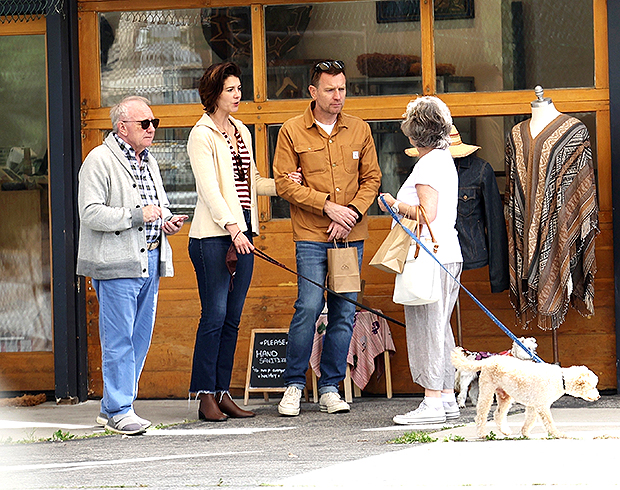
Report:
244,329,289,405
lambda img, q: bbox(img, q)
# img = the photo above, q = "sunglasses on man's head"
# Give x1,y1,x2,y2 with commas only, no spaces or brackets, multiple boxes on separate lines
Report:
122,118,160,130
314,60,345,72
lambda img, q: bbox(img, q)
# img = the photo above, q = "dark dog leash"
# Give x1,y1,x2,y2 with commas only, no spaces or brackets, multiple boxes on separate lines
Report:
380,195,543,363
251,247,406,329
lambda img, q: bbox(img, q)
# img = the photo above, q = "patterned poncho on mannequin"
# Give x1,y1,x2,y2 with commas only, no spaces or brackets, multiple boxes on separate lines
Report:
505,114,599,330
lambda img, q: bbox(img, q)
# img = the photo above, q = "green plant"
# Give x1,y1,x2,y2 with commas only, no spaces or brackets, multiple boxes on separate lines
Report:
443,434,466,442
389,431,438,444
50,429,76,442
485,431,497,441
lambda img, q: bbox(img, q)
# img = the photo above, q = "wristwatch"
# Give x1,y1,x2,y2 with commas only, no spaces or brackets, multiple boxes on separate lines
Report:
391,201,401,215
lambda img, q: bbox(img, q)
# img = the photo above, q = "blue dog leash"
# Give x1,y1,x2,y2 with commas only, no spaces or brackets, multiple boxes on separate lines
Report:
380,195,544,363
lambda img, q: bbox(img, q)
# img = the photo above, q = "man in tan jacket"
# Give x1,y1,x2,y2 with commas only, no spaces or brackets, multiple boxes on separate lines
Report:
273,60,381,416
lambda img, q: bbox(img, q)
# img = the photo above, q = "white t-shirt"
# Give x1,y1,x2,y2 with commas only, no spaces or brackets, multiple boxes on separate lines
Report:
396,148,462,264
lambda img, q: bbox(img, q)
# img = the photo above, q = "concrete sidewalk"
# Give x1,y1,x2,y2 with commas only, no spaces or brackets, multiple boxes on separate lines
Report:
2,394,620,442
2,395,620,489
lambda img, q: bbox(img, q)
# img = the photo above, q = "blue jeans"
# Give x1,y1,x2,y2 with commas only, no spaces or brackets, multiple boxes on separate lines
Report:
284,240,363,395
188,210,254,393
92,248,160,418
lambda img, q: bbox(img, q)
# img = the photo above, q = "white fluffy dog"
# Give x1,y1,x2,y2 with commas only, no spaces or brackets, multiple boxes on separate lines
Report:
454,337,538,408
451,347,600,438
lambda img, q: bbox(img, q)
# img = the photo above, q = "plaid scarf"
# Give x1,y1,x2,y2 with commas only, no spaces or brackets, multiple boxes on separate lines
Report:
113,133,161,243
505,114,599,330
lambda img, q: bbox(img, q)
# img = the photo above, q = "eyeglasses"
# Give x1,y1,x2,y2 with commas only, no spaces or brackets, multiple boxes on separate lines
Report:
122,118,160,130
234,153,246,182
314,60,345,72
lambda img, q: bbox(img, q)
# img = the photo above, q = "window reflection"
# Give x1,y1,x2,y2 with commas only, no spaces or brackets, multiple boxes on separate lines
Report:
0,34,51,352
265,2,423,100
99,8,254,106
434,0,594,92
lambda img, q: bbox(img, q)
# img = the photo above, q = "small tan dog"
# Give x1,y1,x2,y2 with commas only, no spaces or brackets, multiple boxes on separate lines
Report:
454,337,538,408
451,347,600,438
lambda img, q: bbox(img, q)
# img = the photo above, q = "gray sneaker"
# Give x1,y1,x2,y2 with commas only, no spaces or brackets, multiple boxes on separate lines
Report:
393,400,446,425
104,413,147,435
319,392,350,414
278,386,302,416
97,411,151,429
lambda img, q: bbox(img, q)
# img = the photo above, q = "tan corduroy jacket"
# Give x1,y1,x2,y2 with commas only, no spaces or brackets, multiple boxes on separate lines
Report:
273,103,382,242
187,113,276,239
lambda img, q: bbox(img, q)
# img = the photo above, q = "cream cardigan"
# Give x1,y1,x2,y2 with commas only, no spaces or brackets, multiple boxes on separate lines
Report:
187,113,276,238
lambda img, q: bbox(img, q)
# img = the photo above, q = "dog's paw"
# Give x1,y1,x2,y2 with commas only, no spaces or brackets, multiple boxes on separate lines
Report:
499,424,512,436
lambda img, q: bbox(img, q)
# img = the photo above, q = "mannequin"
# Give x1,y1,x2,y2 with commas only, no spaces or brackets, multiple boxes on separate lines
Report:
504,88,599,335
529,86,561,138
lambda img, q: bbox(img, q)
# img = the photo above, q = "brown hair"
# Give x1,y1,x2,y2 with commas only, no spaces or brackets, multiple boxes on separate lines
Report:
198,62,242,114
309,60,346,88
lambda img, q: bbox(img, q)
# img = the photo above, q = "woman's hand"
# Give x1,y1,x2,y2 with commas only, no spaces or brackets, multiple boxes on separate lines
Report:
232,231,254,254
287,167,303,185
227,224,254,254
378,193,396,212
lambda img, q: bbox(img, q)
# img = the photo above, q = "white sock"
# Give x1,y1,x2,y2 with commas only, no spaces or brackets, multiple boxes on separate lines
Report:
424,396,443,408
441,392,457,404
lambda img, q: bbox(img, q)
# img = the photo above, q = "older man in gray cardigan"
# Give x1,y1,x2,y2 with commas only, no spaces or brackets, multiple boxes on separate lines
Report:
77,96,186,435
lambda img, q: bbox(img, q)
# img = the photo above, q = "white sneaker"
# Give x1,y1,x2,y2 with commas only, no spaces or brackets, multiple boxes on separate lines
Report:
443,401,460,420
393,400,446,425
319,392,350,414
278,386,302,416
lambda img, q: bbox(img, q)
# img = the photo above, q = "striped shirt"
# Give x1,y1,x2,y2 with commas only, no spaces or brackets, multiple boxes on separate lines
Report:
222,125,251,209
113,133,161,243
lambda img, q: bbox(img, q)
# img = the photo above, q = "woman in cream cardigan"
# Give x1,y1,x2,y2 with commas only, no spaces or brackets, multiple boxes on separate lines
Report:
187,62,300,421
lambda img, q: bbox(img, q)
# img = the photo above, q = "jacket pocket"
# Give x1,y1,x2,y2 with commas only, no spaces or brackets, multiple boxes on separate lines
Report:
295,142,327,175
457,186,480,218
341,144,363,174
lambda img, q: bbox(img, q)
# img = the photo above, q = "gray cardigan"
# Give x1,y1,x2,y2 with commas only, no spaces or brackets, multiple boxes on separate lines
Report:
76,132,174,280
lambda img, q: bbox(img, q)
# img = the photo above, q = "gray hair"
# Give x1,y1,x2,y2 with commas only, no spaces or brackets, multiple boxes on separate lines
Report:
110,95,151,132
401,96,452,150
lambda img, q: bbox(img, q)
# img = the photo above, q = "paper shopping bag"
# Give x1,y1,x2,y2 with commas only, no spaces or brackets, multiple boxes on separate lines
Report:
369,217,417,274
327,242,361,293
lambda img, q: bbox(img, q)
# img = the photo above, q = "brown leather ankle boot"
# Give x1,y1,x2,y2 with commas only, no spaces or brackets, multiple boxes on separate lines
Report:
217,392,256,418
198,393,228,422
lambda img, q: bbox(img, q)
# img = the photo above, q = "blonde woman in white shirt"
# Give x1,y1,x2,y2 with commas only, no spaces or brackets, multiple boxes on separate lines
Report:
378,96,463,425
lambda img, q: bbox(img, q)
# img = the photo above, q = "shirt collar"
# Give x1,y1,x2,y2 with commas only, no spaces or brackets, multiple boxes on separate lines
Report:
113,132,150,164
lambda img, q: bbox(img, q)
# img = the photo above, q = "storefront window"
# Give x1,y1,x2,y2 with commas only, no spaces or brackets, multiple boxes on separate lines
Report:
434,0,594,92
265,2,422,99
0,34,51,352
149,128,195,218
99,8,254,106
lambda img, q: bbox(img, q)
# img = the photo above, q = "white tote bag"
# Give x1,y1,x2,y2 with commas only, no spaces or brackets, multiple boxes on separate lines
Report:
392,205,441,306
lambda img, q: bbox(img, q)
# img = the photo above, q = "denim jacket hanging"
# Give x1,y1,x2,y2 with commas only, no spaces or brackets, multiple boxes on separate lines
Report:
455,154,509,293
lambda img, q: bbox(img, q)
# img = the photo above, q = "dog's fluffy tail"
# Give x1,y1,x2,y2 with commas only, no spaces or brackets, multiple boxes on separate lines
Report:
451,347,482,372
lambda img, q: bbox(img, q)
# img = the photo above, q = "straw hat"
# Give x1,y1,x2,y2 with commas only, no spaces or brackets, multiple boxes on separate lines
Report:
405,125,481,158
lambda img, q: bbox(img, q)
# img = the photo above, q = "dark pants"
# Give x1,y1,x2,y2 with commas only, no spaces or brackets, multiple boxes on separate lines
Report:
188,210,254,393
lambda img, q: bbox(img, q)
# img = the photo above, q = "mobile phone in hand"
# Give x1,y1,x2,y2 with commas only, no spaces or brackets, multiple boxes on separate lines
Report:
170,215,189,225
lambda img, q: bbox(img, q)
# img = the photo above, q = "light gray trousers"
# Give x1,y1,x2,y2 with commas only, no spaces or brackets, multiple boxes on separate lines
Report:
404,262,462,391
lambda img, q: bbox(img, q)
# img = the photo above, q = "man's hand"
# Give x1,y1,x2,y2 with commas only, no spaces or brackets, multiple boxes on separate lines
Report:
326,221,352,241
323,200,358,231
142,205,162,223
162,215,188,235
